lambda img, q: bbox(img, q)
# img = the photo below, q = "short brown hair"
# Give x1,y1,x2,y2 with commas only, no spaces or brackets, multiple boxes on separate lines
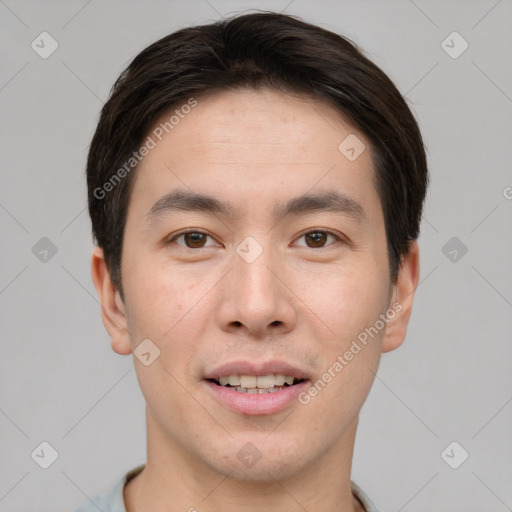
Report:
87,11,429,301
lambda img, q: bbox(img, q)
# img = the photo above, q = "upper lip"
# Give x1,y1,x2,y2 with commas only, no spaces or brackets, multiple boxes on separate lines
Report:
204,360,309,381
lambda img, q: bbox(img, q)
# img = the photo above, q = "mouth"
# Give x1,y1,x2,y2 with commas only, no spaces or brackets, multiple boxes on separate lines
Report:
202,360,311,414
206,374,307,394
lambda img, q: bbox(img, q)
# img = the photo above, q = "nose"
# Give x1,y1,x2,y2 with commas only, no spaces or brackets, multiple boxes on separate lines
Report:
215,244,297,339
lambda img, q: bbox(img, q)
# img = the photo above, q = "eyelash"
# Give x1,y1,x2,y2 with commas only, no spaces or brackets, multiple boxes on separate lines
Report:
166,229,345,250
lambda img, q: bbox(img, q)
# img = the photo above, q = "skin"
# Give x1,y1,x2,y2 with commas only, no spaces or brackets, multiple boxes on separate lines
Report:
91,88,419,512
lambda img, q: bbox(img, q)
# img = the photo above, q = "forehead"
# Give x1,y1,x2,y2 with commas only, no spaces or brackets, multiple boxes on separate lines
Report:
152,88,362,162
129,88,380,224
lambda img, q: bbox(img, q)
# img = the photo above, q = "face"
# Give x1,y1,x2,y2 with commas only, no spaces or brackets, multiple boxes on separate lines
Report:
93,88,418,482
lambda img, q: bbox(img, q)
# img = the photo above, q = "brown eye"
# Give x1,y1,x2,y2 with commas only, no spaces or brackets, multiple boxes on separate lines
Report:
183,232,207,248
169,231,216,249
305,232,328,248
295,230,341,249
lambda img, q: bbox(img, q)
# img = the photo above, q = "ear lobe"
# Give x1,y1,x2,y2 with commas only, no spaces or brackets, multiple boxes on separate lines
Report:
90,246,133,355
381,241,420,353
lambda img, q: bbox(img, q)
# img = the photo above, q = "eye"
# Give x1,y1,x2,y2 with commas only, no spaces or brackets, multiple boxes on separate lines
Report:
167,229,345,250
167,230,218,249
294,230,342,249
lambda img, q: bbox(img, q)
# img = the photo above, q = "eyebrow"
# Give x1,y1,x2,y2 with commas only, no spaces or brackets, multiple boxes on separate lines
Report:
146,188,368,225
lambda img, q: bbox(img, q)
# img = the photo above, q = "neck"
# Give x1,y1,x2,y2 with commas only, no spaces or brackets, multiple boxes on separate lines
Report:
124,409,364,512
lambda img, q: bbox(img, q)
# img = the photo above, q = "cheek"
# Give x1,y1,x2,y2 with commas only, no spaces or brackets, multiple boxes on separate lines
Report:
123,257,213,389
124,264,203,415
294,259,389,342
123,252,197,339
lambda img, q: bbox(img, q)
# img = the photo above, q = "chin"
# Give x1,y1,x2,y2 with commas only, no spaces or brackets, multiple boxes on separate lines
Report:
207,455,304,483
200,433,310,483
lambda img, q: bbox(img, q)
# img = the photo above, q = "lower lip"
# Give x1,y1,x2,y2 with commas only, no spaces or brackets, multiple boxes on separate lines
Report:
203,380,310,415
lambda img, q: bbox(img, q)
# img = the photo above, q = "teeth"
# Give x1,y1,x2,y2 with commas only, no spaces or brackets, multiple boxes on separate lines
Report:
256,375,275,388
274,374,286,386
228,375,240,386
234,386,285,394
216,374,300,389
240,375,257,388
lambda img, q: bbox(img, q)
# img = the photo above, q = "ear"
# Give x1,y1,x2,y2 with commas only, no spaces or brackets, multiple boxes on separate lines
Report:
90,246,133,355
381,240,420,353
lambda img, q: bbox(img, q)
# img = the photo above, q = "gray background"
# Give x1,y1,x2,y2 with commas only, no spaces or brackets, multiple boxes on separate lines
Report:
1,0,511,511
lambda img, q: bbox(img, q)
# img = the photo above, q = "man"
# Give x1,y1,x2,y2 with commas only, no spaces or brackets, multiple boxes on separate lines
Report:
78,11,427,512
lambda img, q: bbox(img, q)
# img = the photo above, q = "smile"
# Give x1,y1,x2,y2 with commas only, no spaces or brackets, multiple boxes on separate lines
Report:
203,376,310,415
207,374,305,393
